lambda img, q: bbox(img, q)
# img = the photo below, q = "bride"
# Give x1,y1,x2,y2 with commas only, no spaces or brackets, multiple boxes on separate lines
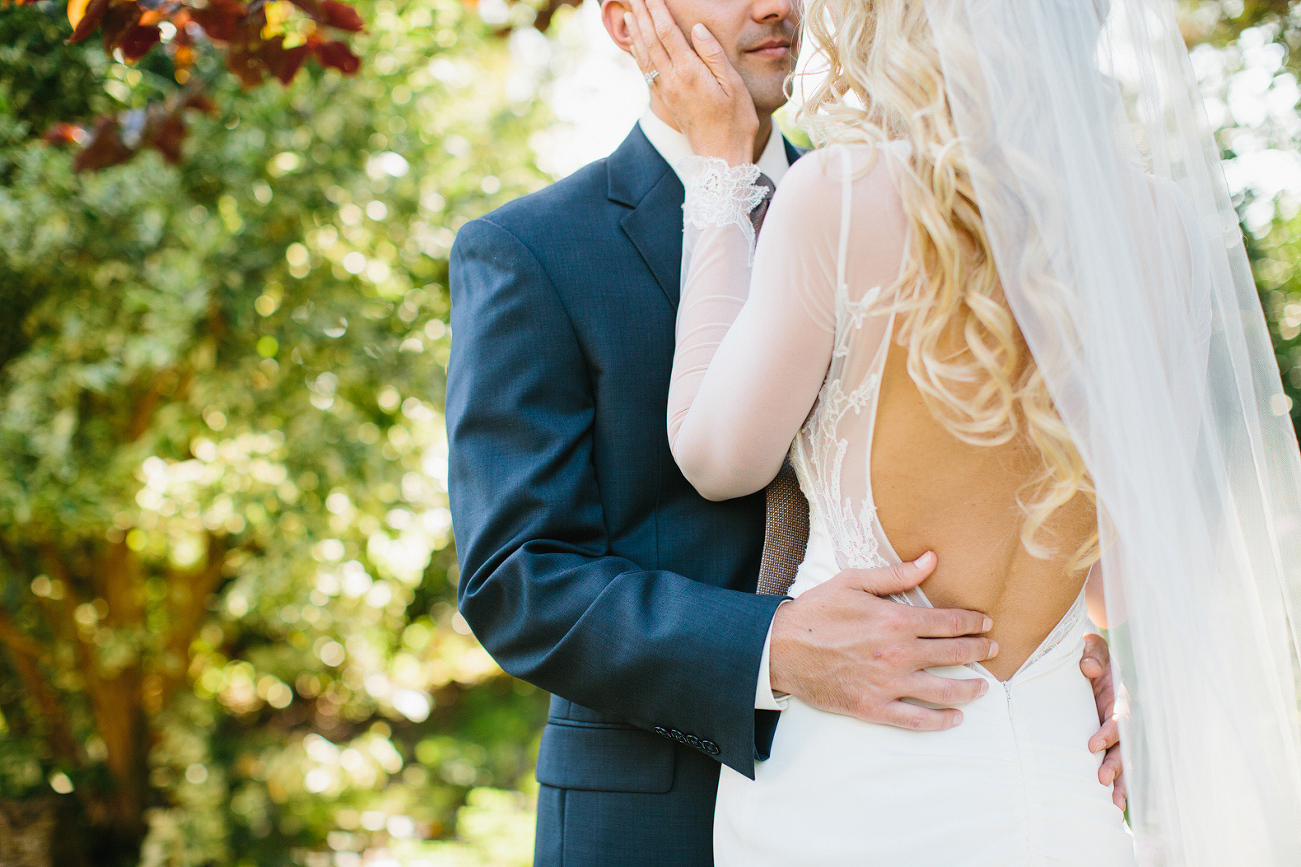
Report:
629,0,1301,862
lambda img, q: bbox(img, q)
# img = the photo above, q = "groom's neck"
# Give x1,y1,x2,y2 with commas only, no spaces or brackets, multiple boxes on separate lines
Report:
648,100,776,163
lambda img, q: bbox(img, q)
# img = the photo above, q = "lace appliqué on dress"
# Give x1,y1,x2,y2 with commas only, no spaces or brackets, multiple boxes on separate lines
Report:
681,157,767,262
792,283,890,572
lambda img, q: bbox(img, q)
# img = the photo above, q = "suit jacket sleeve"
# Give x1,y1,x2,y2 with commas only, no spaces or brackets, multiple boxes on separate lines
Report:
447,216,784,778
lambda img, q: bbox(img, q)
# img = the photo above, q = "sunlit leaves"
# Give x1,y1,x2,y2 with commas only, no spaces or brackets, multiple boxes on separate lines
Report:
1,0,551,860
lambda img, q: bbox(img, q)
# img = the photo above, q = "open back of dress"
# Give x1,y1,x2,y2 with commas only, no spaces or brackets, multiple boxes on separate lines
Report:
682,143,1135,866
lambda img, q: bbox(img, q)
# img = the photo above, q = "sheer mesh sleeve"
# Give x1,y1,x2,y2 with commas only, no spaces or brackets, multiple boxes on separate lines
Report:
667,144,910,501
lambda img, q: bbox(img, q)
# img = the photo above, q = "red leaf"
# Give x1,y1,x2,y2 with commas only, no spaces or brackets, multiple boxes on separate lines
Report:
185,92,219,115
286,0,321,20
42,122,88,146
68,0,111,42
260,38,311,85
311,39,360,74
120,24,161,61
317,0,363,31
100,2,143,54
74,116,135,172
278,45,310,83
225,44,266,88
189,0,247,42
148,115,187,163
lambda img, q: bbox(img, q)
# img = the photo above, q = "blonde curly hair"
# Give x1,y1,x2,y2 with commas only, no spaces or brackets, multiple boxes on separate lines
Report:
795,0,1098,571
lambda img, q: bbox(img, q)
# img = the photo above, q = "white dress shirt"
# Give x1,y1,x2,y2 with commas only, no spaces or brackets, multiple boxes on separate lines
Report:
638,107,792,712
640,107,791,187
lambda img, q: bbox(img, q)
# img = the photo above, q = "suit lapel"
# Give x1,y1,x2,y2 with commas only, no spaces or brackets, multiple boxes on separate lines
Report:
620,175,685,309
608,126,686,310
606,124,807,311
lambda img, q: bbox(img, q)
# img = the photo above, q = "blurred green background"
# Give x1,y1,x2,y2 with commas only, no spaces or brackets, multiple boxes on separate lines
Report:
1,0,1299,864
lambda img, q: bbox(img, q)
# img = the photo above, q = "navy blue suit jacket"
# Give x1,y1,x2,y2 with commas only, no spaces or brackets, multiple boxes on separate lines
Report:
447,125,802,864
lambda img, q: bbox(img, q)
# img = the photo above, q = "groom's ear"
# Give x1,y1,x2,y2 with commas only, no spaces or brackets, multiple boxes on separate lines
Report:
600,0,636,54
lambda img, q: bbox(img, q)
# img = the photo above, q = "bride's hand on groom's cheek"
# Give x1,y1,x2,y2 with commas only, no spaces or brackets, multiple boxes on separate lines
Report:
768,552,999,732
624,0,758,165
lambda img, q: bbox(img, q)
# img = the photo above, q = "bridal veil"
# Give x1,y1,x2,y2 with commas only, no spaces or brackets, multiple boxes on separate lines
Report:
920,0,1301,860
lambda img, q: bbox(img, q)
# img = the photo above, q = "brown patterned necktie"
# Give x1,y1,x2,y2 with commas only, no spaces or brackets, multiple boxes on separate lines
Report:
757,460,810,596
748,172,811,596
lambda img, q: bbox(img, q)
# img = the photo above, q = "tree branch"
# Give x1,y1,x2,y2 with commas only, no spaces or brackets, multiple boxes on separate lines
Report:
0,609,44,665
0,534,25,578
0,608,82,766
159,533,229,706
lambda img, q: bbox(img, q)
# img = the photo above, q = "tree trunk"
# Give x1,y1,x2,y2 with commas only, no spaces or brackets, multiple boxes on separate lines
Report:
0,796,89,867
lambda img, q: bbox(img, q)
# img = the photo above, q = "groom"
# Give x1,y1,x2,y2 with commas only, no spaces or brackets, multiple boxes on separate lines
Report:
446,0,1123,861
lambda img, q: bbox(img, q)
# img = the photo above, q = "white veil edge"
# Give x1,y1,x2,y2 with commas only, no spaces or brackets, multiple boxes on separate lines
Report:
920,0,1301,862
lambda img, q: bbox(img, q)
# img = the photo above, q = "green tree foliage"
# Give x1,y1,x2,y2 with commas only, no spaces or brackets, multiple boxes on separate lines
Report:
0,1,551,863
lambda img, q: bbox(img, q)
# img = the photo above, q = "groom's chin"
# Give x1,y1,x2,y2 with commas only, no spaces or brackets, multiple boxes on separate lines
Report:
734,60,794,115
743,76,793,117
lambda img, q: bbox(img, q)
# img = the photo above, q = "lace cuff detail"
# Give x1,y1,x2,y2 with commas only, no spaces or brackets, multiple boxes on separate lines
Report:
681,157,767,256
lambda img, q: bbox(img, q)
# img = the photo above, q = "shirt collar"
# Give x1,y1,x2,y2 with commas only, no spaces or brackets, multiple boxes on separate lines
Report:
639,107,791,186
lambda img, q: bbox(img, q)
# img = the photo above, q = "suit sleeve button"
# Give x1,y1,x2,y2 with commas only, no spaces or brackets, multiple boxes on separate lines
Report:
670,729,686,743
653,726,669,738
701,740,720,755
685,734,701,748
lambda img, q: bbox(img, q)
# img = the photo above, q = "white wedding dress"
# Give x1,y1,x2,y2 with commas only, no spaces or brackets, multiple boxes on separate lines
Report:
667,143,1137,865
713,528,1133,866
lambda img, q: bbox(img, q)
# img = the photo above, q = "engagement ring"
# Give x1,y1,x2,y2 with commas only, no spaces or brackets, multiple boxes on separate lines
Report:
643,70,660,85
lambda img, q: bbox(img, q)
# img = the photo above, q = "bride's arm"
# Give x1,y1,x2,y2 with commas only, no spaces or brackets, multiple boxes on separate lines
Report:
1085,562,1108,628
667,158,840,499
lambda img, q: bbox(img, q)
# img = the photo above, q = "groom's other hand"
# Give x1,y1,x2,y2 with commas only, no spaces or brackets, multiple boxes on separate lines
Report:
1081,633,1127,811
769,552,997,731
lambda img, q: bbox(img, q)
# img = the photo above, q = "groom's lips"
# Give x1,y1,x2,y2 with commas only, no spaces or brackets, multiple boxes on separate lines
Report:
745,39,791,59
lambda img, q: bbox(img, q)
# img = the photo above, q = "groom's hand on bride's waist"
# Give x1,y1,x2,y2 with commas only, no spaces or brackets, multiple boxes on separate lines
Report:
1080,633,1127,812
768,552,998,732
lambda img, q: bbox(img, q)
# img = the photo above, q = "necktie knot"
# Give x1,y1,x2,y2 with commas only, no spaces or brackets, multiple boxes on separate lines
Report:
749,172,777,238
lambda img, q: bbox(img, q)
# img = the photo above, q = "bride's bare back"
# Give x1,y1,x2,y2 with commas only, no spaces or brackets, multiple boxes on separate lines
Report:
873,340,1095,679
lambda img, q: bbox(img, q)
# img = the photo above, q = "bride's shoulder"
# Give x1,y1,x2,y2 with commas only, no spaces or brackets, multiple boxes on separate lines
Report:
773,141,905,227
764,141,908,278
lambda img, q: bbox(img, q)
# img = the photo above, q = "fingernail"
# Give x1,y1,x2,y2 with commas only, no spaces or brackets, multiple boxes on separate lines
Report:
914,551,935,569
692,22,711,40
951,710,963,727
977,680,989,697
624,12,632,26
987,641,999,659
982,616,993,632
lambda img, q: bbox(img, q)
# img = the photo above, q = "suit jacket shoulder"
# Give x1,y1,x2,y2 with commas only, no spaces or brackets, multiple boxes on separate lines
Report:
472,155,612,243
